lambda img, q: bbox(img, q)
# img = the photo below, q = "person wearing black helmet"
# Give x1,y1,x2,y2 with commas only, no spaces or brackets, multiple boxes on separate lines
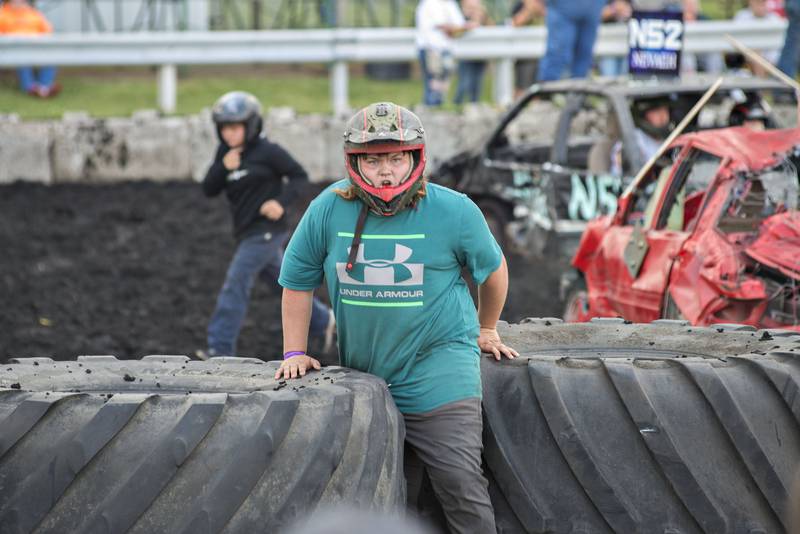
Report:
607,96,673,176
728,102,770,131
198,91,334,360
276,102,517,534
632,95,673,161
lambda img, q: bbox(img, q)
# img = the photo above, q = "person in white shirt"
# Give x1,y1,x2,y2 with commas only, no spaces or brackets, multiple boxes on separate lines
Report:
415,0,476,106
734,0,783,75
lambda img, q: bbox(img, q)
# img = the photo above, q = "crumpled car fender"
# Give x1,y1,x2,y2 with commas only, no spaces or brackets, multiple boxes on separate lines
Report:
668,228,766,323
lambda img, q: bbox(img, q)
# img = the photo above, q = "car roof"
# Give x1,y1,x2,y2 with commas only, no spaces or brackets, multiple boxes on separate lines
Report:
531,75,788,98
673,127,800,170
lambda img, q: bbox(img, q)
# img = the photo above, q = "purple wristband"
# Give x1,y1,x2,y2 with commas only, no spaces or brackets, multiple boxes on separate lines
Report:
283,350,306,360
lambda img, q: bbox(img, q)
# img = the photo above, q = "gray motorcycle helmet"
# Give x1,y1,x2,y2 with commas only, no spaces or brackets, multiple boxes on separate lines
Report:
211,91,263,144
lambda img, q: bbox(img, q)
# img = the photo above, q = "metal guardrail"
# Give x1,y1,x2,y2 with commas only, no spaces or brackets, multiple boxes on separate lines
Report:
0,19,787,115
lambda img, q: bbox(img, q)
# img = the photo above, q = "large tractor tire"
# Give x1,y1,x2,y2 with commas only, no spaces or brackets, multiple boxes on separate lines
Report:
483,318,800,534
0,356,403,534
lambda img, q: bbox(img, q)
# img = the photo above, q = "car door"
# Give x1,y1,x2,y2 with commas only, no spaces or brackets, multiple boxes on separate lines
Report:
585,153,676,320
547,92,625,232
601,147,723,321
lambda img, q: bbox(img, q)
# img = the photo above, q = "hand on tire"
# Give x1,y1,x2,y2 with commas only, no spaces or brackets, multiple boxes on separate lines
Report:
275,355,321,379
478,328,519,361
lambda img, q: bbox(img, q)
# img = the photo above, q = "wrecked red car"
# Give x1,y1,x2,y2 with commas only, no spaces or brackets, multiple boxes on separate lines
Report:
563,126,800,330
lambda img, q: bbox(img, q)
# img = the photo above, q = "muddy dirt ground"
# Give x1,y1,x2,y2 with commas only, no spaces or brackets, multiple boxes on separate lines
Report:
0,181,564,362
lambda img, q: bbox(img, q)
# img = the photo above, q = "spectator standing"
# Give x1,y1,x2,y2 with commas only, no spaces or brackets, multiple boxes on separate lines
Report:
778,0,800,79
454,0,491,104
597,0,632,77
728,101,770,131
537,0,606,81
415,0,477,106
199,91,335,360
735,0,783,76
0,0,59,98
679,0,724,74
510,0,545,98
767,0,786,17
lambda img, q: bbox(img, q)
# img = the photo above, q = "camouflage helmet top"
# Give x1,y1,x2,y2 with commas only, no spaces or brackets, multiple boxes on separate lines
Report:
211,91,263,145
343,102,427,216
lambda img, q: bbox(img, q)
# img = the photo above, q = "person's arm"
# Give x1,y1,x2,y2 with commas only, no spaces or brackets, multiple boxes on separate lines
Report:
275,288,321,379
457,197,517,360
439,0,474,35
202,145,230,197
256,143,309,221
511,0,544,26
37,11,53,33
271,144,309,208
477,256,518,360
0,10,10,34
601,3,616,21
275,202,328,379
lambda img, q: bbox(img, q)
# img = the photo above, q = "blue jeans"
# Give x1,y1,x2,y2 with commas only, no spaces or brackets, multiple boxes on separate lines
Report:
419,49,453,106
779,0,800,78
538,4,603,81
207,231,330,355
454,60,486,104
17,66,57,92
598,56,627,77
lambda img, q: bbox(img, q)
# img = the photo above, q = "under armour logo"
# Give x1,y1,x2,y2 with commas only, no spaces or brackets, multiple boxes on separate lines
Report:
227,169,249,182
336,244,424,286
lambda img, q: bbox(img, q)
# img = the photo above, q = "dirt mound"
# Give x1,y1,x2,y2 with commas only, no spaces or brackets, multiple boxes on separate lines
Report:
0,181,562,362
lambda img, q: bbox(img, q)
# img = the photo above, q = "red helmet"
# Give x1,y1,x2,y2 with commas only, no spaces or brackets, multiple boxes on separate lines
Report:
343,102,427,216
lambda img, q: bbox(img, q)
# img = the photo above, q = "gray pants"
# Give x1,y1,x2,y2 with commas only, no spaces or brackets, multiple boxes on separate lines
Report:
403,398,496,534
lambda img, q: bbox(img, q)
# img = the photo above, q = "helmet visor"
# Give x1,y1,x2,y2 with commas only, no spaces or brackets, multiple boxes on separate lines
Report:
344,128,423,145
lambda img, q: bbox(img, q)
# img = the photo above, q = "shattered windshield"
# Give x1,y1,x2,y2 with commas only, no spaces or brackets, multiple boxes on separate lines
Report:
718,156,800,233
495,93,565,148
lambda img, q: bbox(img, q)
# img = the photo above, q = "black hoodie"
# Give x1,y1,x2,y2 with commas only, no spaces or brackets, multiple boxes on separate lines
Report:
202,135,308,240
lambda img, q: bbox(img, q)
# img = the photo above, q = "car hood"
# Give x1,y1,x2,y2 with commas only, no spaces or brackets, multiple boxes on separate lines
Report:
744,211,800,280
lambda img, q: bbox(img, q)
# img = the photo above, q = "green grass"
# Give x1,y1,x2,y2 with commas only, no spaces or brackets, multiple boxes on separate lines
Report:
700,0,733,20
209,0,739,30
0,65,496,119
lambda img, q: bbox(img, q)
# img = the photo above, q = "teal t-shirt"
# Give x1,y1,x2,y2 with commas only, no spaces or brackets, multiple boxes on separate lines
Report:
279,181,502,414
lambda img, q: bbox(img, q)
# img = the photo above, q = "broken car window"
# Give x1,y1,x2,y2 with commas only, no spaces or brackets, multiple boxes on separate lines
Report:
567,94,618,173
623,148,681,226
490,94,562,158
656,150,722,231
718,157,800,233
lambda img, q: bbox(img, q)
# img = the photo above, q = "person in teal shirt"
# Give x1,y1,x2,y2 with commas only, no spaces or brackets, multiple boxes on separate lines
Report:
276,102,517,533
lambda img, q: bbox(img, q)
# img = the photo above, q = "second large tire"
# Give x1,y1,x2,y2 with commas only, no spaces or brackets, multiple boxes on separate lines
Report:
483,319,800,534
0,356,403,534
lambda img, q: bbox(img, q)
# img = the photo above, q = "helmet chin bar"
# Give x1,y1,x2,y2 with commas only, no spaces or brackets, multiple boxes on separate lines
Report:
345,146,425,203
345,145,427,214
348,162,422,203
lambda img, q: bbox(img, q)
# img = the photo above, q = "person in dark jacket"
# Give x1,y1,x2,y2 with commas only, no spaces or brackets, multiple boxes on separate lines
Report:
198,91,334,360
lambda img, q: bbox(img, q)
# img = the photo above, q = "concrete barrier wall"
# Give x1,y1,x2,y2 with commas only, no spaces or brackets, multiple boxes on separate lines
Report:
0,106,503,185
